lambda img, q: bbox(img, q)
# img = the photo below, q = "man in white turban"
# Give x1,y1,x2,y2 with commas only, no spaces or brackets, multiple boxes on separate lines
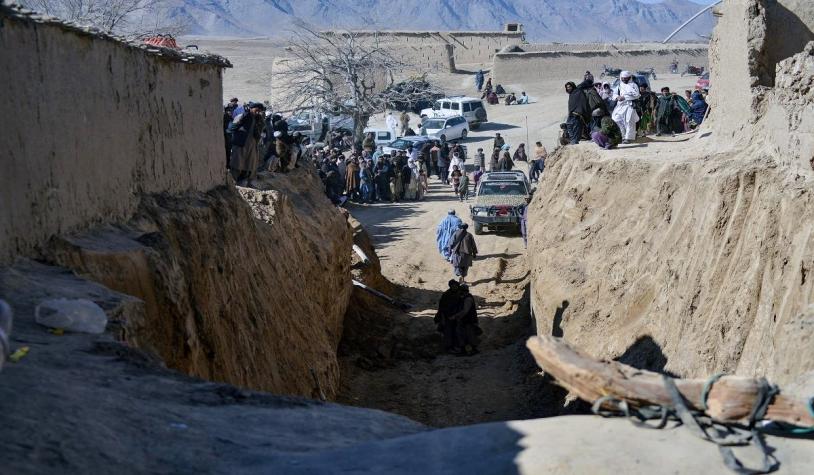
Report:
612,71,641,144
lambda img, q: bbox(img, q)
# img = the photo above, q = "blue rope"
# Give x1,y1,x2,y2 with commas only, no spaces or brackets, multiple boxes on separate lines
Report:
787,397,814,435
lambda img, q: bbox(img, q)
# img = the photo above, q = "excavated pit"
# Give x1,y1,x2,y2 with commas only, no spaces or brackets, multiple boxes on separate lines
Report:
334,184,575,428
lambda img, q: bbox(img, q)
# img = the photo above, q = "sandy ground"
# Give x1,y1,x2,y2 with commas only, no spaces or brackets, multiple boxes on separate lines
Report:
185,36,286,103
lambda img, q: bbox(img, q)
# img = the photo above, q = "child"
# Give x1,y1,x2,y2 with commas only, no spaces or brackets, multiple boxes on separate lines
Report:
473,166,483,189
450,165,462,198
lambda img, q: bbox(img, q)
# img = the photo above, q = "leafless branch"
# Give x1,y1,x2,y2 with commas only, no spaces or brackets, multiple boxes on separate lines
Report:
274,27,444,139
19,0,187,37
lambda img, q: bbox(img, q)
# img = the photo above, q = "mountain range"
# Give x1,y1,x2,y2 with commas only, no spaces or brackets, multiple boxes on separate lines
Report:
166,0,716,42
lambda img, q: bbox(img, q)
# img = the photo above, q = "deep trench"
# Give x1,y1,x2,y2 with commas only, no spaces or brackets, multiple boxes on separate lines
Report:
334,244,585,428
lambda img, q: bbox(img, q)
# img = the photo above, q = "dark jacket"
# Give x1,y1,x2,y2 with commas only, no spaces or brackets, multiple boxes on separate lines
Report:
228,112,254,147
689,91,708,124
566,82,591,121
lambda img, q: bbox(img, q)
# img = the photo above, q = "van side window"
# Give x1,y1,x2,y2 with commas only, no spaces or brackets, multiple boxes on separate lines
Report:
463,103,472,112
377,132,390,141
451,102,460,111
441,102,450,110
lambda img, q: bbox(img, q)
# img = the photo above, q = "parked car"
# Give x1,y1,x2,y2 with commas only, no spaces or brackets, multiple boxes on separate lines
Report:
382,136,433,156
695,71,710,91
419,115,468,141
469,172,530,235
363,128,398,147
420,96,488,129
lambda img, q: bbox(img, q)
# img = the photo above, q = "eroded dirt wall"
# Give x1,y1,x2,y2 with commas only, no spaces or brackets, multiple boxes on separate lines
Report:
528,147,814,385
0,7,227,264
706,0,814,169
45,169,353,398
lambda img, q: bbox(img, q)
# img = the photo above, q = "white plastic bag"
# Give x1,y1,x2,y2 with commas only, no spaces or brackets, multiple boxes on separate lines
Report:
35,298,107,334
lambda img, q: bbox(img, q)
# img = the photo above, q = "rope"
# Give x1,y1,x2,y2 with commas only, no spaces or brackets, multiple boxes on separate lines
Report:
592,375,781,474
701,372,725,411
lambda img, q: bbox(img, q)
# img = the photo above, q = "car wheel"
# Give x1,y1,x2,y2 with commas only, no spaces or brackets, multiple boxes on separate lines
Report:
474,222,484,235
460,129,468,140
474,107,487,122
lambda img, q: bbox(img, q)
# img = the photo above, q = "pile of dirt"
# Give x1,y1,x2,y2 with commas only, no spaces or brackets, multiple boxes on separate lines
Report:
43,167,353,398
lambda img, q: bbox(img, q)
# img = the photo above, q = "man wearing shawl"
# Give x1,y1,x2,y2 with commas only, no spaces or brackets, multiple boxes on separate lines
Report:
612,71,641,144
565,81,590,145
436,210,462,262
450,223,478,283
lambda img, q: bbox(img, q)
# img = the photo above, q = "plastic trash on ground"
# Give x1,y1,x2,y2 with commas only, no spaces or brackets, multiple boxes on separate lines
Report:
0,300,12,369
35,298,108,334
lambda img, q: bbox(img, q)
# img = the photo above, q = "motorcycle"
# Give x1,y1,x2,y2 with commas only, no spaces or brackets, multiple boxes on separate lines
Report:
670,61,679,74
599,64,622,79
681,65,705,77
637,68,657,81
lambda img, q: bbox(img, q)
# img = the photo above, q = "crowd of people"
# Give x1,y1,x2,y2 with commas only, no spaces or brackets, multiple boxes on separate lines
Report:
223,97,307,185
560,70,710,150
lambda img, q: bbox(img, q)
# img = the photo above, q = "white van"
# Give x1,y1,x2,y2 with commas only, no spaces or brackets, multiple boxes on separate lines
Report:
420,96,488,129
363,128,397,147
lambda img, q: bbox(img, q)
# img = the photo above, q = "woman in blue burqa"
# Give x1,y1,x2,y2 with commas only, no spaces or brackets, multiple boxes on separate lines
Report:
436,209,462,262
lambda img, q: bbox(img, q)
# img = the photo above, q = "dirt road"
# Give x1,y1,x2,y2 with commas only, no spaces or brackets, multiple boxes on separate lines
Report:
337,175,558,428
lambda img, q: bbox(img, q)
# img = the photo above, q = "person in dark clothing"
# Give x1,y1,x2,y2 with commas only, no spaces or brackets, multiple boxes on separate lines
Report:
271,114,288,136
565,81,591,145
656,87,684,136
447,284,481,355
420,141,435,175
493,133,505,151
438,142,450,184
475,70,485,92
400,162,412,199
579,80,609,130
450,223,478,283
435,280,462,351
497,151,514,171
689,90,708,127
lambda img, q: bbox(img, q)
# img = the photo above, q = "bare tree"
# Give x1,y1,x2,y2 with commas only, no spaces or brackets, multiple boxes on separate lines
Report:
20,0,186,37
274,27,444,140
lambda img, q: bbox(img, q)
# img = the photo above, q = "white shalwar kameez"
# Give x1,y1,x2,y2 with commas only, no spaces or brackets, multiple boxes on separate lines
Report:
612,73,641,141
386,113,399,139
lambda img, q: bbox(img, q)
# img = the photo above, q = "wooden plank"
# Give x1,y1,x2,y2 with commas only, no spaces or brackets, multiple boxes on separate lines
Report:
526,335,814,427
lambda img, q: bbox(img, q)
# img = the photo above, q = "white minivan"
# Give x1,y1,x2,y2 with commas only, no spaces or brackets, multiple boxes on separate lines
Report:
419,116,468,141
420,96,488,129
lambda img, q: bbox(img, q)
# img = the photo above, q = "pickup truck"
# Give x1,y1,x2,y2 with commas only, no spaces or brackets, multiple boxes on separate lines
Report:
469,171,530,234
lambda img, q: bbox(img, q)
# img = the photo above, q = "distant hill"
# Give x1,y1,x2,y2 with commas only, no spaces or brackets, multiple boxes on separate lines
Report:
166,0,715,42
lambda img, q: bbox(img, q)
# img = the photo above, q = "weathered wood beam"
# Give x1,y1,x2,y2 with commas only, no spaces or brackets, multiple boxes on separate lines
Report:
526,335,814,428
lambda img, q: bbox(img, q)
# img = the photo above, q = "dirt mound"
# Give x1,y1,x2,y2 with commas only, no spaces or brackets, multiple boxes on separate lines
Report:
45,168,353,398
528,144,814,384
